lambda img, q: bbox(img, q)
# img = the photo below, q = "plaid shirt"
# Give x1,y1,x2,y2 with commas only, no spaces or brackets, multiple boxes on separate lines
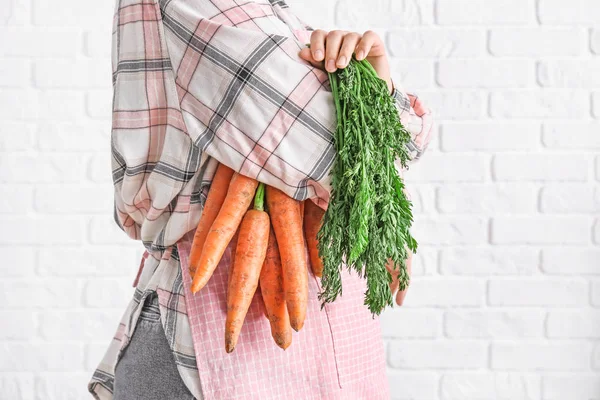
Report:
89,0,433,398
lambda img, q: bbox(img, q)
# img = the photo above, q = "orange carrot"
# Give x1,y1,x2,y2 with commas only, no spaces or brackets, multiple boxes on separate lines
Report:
189,163,235,276
191,173,258,294
227,227,240,289
259,228,292,349
304,199,325,278
266,186,308,331
225,183,270,353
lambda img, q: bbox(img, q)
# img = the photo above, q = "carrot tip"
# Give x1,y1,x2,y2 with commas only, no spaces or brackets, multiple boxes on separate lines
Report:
290,320,304,332
225,340,236,353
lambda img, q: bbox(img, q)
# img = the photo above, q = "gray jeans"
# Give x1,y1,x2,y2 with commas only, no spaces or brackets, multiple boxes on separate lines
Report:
113,293,196,400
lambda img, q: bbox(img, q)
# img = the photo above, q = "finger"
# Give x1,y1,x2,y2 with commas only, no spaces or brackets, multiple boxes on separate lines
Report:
309,29,327,62
324,30,345,73
336,32,361,68
396,287,408,306
299,47,325,70
355,30,378,61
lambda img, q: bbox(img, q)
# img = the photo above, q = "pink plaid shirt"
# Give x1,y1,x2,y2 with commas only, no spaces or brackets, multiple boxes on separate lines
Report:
88,0,433,398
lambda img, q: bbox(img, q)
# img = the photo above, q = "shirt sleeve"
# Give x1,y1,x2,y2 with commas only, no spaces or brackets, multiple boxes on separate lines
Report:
110,0,433,253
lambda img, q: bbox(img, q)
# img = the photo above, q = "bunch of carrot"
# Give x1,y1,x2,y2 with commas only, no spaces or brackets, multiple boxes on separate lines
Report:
188,163,325,353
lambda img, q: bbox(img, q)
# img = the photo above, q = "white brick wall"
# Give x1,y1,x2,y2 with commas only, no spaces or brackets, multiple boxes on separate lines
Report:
1,0,598,399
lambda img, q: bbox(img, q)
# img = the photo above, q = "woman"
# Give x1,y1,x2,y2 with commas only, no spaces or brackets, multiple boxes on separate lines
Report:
88,0,433,399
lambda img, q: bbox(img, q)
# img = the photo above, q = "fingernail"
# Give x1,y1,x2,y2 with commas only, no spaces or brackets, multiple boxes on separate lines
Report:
314,50,323,60
326,59,336,71
337,56,346,67
356,50,365,60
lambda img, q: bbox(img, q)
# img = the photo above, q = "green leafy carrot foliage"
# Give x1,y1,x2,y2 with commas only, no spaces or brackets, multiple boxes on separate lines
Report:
316,52,418,315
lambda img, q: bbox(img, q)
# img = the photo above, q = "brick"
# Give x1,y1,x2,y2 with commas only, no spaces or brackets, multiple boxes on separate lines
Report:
37,90,86,120
436,0,533,25
440,247,539,276
491,216,590,245
0,216,85,245
438,59,534,88
594,345,600,370
39,310,120,340
404,154,487,182
387,372,438,399
87,90,112,119
387,29,485,58
32,0,114,26
411,90,485,119
381,308,441,338
84,30,112,58
594,92,600,118
88,215,135,246
441,372,540,400
593,30,600,55
412,216,487,245
593,281,600,307
538,0,600,24
336,0,433,28
0,59,30,87
83,278,135,308
34,60,111,89
411,245,437,276
86,342,111,370
0,0,31,25
538,60,600,88
542,375,600,400
34,184,113,214
0,343,84,372
491,342,590,370
388,340,487,369
0,90,38,120
595,219,600,244
0,29,80,57
489,28,585,57
405,184,436,214
440,122,540,151
0,247,35,277
0,122,36,150
37,122,110,151
37,247,141,277
543,123,600,149
285,0,335,31
547,310,600,338
402,278,485,307
597,157,600,181
0,184,33,214
542,248,600,275
490,90,587,119
0,153,87,183
437,184,537,214
0,279,81,308
88,152,113,183
540,184,600,213
488,278,587,306
445,310,545,339
493,154,588,182
36,373,92,400
0,374,34,400
389,59,434,89
0,311,36,340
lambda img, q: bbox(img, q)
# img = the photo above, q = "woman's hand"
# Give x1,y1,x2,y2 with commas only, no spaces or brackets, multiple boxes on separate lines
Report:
298,29,394,95
386,253,412,306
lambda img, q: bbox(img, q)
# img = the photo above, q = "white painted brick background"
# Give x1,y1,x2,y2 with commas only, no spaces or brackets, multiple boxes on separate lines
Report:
0,0,598,399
